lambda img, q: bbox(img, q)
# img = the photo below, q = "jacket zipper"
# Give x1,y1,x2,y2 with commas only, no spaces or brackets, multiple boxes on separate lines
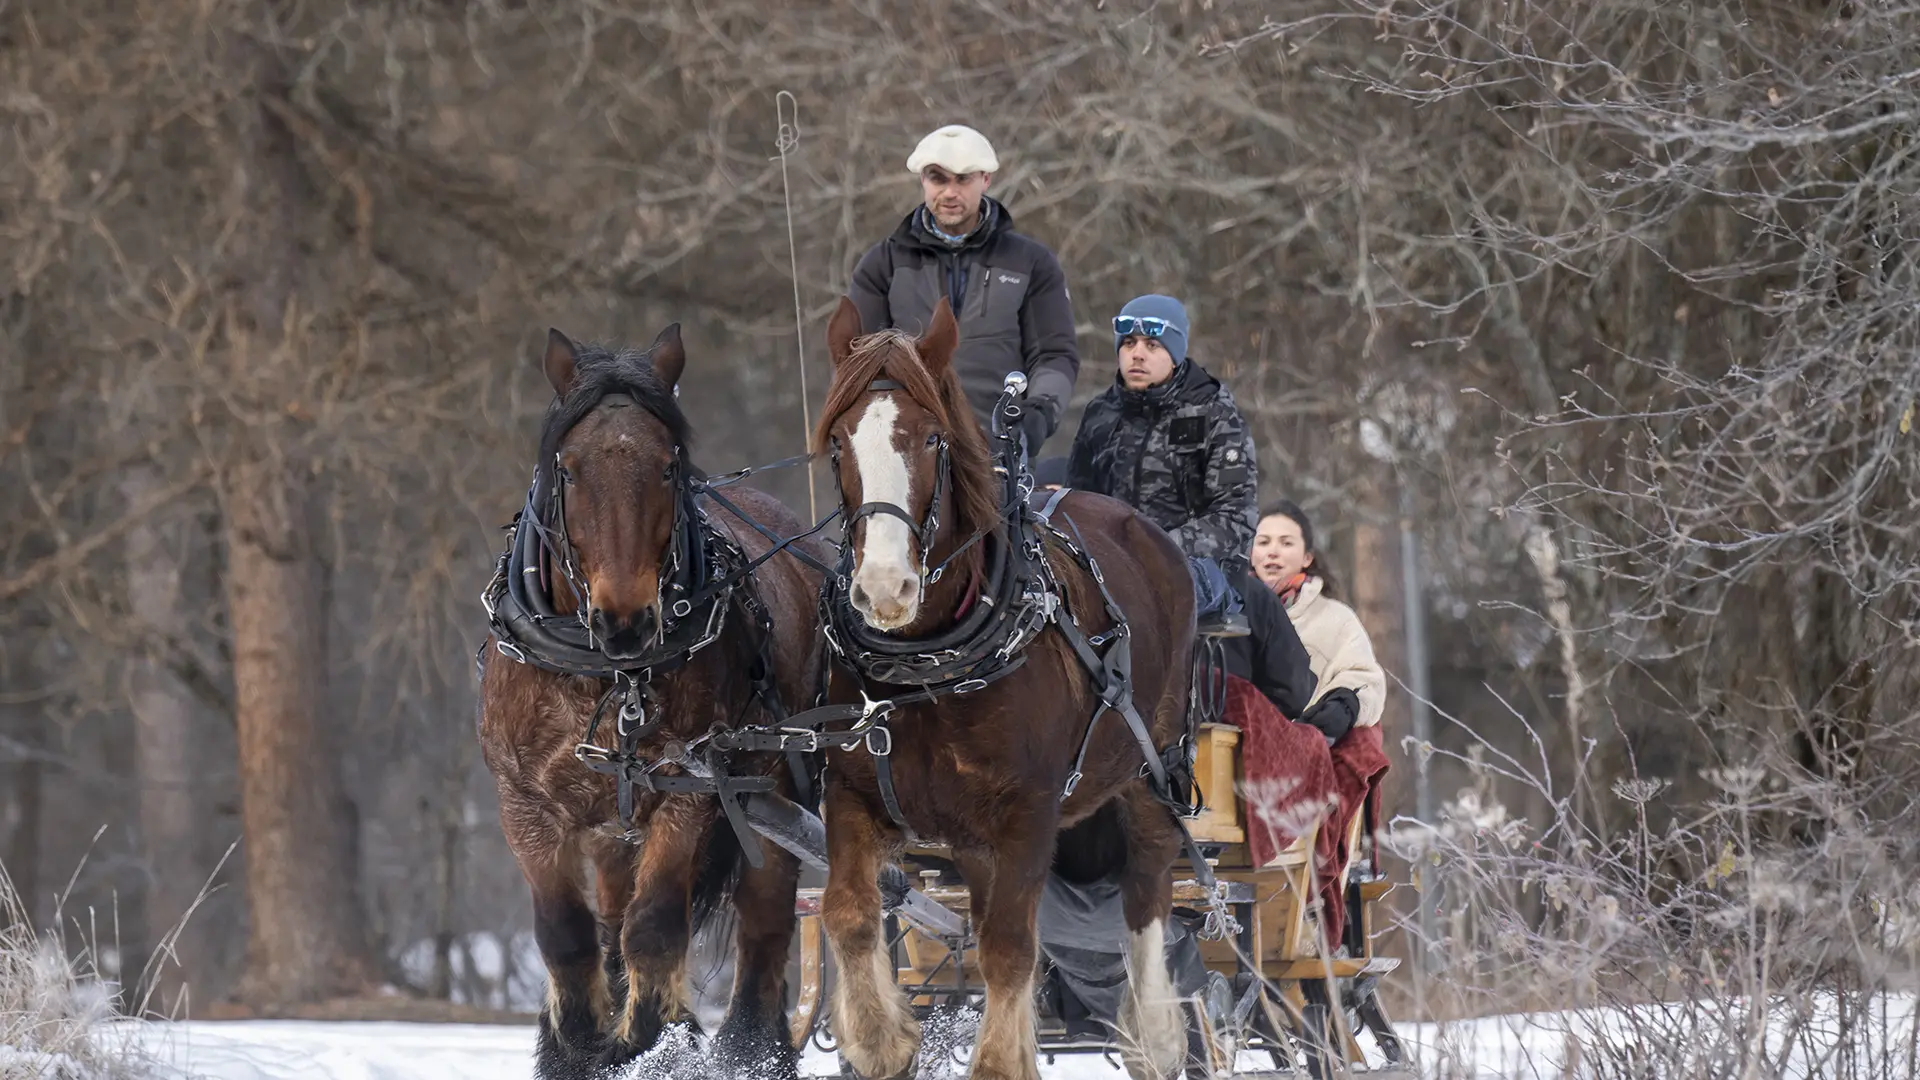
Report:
1131,414,1150,503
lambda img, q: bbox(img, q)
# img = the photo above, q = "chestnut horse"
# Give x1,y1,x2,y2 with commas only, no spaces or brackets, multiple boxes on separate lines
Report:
477,326,820,1080
811,298,1201,1080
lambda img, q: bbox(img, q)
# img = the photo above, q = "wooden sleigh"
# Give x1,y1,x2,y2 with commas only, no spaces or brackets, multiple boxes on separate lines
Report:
783,720,1413,1078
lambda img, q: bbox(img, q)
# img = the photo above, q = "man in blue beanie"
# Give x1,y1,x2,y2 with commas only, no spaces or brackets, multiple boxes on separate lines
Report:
1065,294,1259,636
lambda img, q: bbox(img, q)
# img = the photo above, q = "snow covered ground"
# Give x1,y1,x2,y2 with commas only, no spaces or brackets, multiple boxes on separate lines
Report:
109,1018,1328,1079
90,1011,1499,1079
53,991,1920,1079
111,1019,1129,1079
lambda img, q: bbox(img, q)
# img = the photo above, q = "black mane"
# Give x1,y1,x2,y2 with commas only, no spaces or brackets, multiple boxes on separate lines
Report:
536,340,691,489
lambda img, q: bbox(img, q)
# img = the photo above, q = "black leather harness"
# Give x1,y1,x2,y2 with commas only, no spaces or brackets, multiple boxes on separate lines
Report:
715,376,1238,938
481,377,1235,935
479,402,835,867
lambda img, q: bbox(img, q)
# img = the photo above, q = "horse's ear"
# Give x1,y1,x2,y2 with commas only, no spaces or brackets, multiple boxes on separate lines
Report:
543,328,578,397
918,296,958,376
649,323,686,389
826,296,863,368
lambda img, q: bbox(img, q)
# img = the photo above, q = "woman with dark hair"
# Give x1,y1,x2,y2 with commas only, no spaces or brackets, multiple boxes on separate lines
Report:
1250,501,1385,743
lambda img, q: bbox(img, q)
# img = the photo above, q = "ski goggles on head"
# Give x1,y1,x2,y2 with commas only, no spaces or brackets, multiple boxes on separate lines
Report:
1112,315,1181,340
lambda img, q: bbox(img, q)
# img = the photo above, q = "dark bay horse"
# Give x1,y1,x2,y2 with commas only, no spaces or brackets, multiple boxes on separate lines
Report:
811,297,1201,1080
477,325,821,1080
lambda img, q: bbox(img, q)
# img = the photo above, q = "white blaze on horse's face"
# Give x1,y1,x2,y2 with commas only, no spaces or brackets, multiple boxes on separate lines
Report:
847,395,923,630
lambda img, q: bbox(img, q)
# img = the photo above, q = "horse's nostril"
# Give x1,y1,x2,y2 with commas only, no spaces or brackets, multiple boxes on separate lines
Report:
850,583,869,608
588,606,631,640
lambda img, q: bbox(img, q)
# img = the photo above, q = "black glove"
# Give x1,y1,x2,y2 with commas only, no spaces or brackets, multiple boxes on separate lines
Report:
1019,397,1058,455
1300,688,1360,745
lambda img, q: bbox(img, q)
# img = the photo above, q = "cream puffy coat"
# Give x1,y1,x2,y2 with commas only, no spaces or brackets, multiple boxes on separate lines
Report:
1284,575,1386,729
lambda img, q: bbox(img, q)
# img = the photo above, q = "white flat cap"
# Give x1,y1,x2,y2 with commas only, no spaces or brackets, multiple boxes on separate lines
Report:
907,125,999,175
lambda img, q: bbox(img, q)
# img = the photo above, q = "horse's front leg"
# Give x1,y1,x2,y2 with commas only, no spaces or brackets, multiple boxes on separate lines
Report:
712,824,802,1079
604,795,708,1067
822,777,919,1079
512,830,611,1080
590,844,637,1024
957,802,1059,1080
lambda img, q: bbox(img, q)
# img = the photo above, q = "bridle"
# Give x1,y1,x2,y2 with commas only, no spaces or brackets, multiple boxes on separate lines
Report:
830,378,951,585
485,392,738,678
530,433,712,653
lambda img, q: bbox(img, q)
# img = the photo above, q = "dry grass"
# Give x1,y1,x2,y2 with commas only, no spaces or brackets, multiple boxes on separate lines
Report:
1380,713,1920,1080
0,863,163,1080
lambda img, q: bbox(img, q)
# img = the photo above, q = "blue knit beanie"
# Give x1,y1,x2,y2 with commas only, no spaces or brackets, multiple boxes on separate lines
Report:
1114,294,1189,366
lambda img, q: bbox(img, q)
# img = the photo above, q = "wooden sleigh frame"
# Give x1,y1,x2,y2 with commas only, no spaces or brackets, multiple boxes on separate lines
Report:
784,721,1412,1078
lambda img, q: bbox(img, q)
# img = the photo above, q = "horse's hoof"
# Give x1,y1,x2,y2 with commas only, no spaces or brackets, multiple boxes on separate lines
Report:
595,1039,642,1074
1118,996,1187,1080
711,1021,798,1080
839,1014,921,1080
534,1015,608,1080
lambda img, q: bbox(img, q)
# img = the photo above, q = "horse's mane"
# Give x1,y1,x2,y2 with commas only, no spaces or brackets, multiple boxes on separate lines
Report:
811,330,1002,541
537,341,690,492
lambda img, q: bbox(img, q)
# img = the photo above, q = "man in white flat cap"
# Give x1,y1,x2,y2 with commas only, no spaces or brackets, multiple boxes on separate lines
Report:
848,124,1081,452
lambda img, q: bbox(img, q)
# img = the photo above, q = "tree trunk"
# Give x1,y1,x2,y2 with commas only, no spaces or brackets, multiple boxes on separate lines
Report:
1349,485,1408,762
1348,479,1418,978
226,452,372,1005
222,16,374,1007
122,465,225,1013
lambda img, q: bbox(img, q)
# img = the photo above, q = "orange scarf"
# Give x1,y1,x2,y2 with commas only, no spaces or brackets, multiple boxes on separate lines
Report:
1273,571,1309,608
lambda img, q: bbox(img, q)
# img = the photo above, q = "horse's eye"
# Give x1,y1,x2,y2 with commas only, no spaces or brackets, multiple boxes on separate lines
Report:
925,434,941,449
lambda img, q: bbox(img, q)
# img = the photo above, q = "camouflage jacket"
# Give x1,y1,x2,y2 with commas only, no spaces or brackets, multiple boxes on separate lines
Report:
1065,358,1259,574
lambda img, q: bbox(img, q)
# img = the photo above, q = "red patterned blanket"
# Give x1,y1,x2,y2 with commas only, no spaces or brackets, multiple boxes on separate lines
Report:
1227,675,1390,945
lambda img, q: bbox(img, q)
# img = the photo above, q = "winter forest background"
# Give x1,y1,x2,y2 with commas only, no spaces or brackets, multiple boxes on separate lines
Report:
4,0,1918,1072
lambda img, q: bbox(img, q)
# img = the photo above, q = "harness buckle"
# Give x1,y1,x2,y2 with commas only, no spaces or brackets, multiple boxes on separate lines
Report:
495,639,528,665
574,742,614,765
864,725,894,757
672,599,693,618
783,730,820,754
1062,770,1083,799
953,678,988,695
617,692,646,737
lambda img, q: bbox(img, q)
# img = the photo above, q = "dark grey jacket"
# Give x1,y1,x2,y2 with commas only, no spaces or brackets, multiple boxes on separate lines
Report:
849,198,1081,449
1065,358,1259,574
